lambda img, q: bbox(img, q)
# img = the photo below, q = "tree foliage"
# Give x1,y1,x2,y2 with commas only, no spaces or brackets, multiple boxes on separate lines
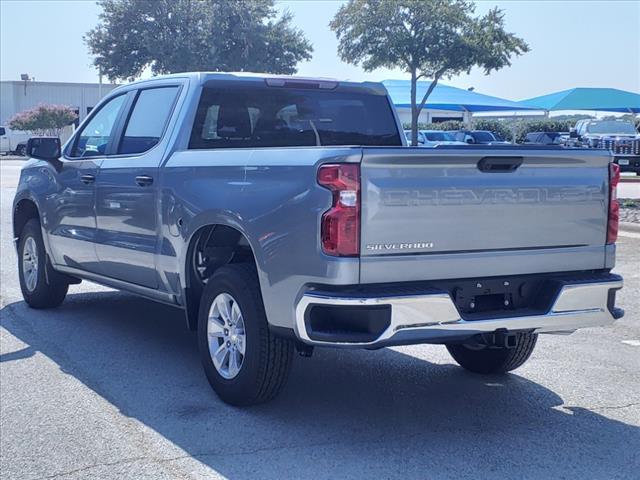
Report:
470,118,512,141
86,0,313,81
513,119,573,142
330,0,529,145
8,104,77,136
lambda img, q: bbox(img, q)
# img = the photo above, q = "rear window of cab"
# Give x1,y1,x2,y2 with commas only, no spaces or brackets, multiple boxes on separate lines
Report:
189,85,402,149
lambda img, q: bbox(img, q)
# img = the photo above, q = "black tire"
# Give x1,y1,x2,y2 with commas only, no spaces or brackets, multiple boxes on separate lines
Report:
18,218,68,309
16,144,26,156
198,263,293,406
446,332,538,374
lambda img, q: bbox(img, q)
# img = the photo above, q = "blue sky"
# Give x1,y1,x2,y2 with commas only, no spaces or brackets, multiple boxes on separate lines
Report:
1,0,638,101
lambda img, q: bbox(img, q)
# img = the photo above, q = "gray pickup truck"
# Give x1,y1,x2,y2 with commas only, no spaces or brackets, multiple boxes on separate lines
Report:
13,73,624,405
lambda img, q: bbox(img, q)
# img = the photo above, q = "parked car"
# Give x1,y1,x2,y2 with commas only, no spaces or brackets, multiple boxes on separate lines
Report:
0,126,30,155
571,119,640,174
404,129,468,146
404,129,422,144
523,131,569,145
420,130,467,146
450,130,511,145
13,72,624,406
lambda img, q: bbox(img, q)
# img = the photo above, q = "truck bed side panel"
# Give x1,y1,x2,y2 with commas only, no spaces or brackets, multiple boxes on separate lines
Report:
160,147,362,329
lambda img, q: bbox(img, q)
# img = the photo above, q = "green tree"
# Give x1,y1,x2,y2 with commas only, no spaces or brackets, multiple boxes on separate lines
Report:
330,0,529,145
8,104,77,137
86,0,313,81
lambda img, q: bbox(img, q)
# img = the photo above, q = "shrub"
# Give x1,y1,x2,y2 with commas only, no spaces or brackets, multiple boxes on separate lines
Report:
403,116,623,143
412,120,465,131
8,104,77,137
514,119,574,143
406,119,511,141
471,119,512,142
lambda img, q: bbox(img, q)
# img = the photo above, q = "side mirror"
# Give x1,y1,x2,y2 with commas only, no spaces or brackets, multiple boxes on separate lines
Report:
27,137,61,162
569,129,578,139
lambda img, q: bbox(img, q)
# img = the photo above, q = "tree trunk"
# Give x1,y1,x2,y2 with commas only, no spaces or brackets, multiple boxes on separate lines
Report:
415,75,440,127
411,71,442,146
410,69,418,146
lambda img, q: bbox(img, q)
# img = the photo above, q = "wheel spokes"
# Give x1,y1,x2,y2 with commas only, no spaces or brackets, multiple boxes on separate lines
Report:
212,343,229,372
207,313,225,338
215,294,232,324
228,349,240,378
207,292,246,379
22,237,39,292
231,302,242,325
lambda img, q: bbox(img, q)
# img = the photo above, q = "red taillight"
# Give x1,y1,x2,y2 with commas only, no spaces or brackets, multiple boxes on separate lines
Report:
607,162,620,244
317,164,360,256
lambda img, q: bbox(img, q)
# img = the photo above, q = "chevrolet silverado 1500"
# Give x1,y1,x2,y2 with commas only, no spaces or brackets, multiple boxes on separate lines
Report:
13,73,624,405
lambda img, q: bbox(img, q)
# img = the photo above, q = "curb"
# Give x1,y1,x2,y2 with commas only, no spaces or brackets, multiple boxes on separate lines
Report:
619,222,640,233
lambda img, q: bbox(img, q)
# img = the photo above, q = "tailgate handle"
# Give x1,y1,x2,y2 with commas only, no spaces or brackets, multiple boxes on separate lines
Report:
477,156,523,173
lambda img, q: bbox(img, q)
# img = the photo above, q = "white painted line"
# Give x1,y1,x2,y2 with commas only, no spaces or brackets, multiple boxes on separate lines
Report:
621,340,640,347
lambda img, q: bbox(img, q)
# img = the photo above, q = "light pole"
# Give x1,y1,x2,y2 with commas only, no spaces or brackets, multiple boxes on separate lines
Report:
98,67,103,99
20,73,31,96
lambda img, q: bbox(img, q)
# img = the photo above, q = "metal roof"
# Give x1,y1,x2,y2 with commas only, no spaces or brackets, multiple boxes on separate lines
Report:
519,87,640,113
382,79,537,112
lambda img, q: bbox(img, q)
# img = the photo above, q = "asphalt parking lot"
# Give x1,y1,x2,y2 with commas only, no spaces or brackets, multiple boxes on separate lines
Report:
1,159,639,479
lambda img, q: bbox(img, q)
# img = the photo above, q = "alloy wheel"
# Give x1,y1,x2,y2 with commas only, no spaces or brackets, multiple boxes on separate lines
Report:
207,292,246,379
22,237,39,292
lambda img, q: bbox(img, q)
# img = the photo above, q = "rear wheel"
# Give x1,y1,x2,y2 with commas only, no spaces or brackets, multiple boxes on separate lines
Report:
16,144,26,156
446,332,537,374
18,218,68,308
198,263,293,406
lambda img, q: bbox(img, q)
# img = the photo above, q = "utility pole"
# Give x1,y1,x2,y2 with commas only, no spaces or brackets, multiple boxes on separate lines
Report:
98,67,103,99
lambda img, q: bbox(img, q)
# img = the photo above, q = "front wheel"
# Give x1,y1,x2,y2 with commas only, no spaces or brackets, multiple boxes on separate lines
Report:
18,218,68,308
16,144,26,156
446,332,538,374
198,263,293,406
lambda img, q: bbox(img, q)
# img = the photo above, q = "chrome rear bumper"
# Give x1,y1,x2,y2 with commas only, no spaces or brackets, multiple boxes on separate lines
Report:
294,277,623,348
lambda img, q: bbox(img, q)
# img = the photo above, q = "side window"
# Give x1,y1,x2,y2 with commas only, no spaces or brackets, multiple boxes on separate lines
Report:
71,94,126,158
0,127,6,136
118,86,180,155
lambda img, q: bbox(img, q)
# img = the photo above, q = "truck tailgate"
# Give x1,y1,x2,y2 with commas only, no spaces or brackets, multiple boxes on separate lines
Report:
360,147,612,283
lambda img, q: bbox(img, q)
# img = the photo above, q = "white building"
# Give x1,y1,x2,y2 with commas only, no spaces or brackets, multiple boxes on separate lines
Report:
393,107,468,126
0,80,121,125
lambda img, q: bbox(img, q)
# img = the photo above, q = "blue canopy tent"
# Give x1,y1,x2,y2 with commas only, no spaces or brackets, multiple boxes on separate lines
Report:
519,88,640,113
382,79,538,113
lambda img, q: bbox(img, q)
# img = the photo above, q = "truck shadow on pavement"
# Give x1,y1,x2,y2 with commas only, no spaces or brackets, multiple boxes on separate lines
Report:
2,290,639,479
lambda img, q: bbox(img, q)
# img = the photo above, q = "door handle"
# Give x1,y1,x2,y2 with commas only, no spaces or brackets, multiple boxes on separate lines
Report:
135,175,154,187
80,174,95,184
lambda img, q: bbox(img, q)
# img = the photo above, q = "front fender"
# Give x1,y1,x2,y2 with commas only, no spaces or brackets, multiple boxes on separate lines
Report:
12,161,57,253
